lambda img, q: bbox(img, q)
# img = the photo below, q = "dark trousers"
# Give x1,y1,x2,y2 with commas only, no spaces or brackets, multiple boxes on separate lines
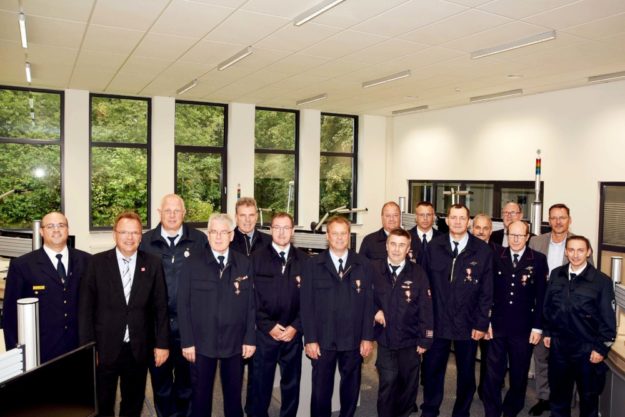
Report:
482,335,534,417
191,353,243,417
246,331,303,417
420,338,478,417
97,342,148,417
376,344,421,417
477,338,489,399
548,338,607,417
310,348,362,417
149,337,192,417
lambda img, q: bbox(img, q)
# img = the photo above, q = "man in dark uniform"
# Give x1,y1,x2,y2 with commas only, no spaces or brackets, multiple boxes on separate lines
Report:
491,202,524,247
408,201,442,265
246,212,307,417
372,228,433,417
3,211,91,363
230,197,271,256
140,194,208,417
301,215,375,417
359,201,401,261
543,235,616,417
178,213,256,417
420,204,493,417
482,220,548,417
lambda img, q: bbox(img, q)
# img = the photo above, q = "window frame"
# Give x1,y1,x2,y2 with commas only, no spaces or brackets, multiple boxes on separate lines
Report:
174,100,228,228
597,181,625,266
88,93,151,231
0,84,65,228
254,106,300,223
319,112,359,219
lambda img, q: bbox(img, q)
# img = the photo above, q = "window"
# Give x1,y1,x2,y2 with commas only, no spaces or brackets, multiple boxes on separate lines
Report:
0,86,63,229
254,108,298,219
175,101,227,224
319,113,358,218
90,94,150,229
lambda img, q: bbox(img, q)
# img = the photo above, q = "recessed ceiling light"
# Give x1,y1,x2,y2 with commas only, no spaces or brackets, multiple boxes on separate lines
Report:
176,79,198,95
296,93,327,106
507,74,523,79
588,70,625,83
293,0,346,26
471,31,556,59
362,70,411,88
392,105,429,115
470,89,523,103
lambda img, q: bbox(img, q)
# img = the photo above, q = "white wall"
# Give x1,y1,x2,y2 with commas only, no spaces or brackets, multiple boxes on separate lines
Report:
388,80,625,251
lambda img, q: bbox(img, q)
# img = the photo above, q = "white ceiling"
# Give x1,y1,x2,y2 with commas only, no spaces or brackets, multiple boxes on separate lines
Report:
1,0,624,115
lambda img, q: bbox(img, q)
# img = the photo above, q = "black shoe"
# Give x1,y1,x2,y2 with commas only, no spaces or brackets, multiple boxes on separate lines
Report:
528,399,550,416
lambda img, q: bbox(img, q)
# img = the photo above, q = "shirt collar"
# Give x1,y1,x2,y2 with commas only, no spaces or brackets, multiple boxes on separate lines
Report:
43,244,69,268
449,233,469,253
115,248,137,262
387,258,406,275
510,247,526,259
568,262,588,278
329,249,348,270
272,242,291,258
417,227,433,240
160,225,183,244
211,248,229,264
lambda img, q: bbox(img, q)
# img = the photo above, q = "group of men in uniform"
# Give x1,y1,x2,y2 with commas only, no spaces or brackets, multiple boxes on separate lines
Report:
1,195,617,417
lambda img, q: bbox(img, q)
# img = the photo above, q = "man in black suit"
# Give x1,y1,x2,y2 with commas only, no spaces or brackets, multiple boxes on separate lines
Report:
178,213,256,417
140,194,208,417
79,211,170,417
359,201,401,261
246,212,307,417
230,197,271,256
3,211,91,363
408,201,442,265
491,202,524,247
482,220,548,417
301,216,375,417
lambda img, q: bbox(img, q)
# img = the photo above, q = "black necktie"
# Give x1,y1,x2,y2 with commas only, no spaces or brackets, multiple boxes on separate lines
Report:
338,258,345,277
246,235,252,253
167,235,178,247
513,253,519,268
279,251,287,266
570,272,577,281
56,253,67,285
452,241,459,258
218,255,225,272
422,233,428,249
390,264,400,285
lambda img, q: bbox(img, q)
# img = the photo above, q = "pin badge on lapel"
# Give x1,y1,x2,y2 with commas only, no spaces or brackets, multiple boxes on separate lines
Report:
141,267,146,272
184,249,190,258
234,281,240,295
465,268,473,282
295,275,301,289
355,279,361,293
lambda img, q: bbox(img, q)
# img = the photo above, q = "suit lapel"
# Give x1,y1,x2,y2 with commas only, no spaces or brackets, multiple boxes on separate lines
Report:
35,248,64,286
128,251,147,305
106,249,127,305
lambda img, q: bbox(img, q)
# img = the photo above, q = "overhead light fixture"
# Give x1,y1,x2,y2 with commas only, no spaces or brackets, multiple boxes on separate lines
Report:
470,89,523,103
18,12,28,48
176,79,198,95
471,31,556,59
293,0,346,26
392,105,429,115
218,46,252,71
25,62,32,83
362,70,411,89
588,70,625,84
296,93,327,106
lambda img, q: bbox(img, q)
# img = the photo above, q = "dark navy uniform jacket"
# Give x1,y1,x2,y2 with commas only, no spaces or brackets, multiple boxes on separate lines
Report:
408,227,443,265
178,248,255,358
372,259,434,350
359,228,388,261
300,250,375,351
3,247,91,363
140,224,207,337
491,246,548,338
231,227,271,257
251,244,308,334
543,263,616,357
423,233,493,340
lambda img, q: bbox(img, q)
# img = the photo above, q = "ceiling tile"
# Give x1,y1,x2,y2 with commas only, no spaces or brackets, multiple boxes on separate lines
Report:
263,54,332,77
342,39,429,65
74,49,128,71
204,10,289,44
133,32,197,61
523,0,625,30
445,0,493,7
0,10,20,42
309,0,408,28
150,0,234,38
27,15,86,48
22,0,95,22
563,12,625,41
478,0,578,20
441,21,552,53
91,0,169,31
241,0,322,19
254,22,342,52
179,40,244,65
82,24,145,55
0,1,19,13
69,67,117,91
302,30,389,59
120,55,173,77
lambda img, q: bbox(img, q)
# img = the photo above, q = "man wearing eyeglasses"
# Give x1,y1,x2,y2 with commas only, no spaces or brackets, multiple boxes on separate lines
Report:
245,212,308,417
491,201,524,247
408,201,442,265
139,194,208,417
3,211,91,363
231,197,271,257
481,220,548,417
79,211,170,417
178,213,256,417
359,201,401,261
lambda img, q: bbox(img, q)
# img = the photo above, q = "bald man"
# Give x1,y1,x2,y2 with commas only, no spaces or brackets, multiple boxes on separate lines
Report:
2,211,91,363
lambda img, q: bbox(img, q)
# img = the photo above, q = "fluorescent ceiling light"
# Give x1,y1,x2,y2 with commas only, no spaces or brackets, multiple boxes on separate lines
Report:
392,105,429,115
296,93,327,106
362,70,411,89
294,0,346,26
588,70,625,84
18,12,28,48
218,46,252,71
471,31,556,59
470,89,523,103
176,79,198,95
25,62,31,83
